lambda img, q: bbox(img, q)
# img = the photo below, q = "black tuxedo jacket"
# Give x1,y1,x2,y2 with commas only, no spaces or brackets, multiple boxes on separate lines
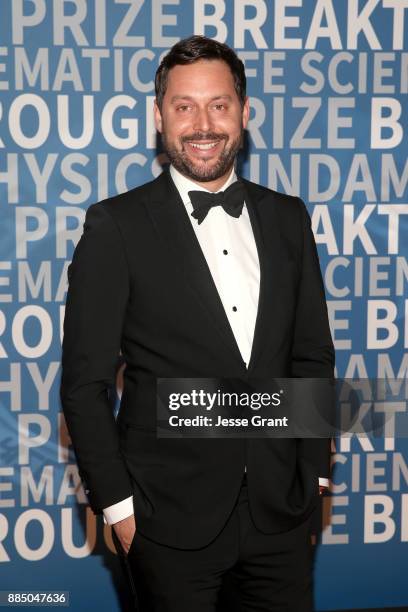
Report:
60,169,335,549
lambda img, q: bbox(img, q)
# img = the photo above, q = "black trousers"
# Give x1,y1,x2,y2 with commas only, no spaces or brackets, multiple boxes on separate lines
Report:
112,476,314,612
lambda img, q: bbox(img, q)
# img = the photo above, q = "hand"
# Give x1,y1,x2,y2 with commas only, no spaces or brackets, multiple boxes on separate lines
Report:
319,485,328,496
112,513,136,555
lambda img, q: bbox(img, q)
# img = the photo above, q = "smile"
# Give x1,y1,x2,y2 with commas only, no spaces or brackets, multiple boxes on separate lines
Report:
187,142,219,150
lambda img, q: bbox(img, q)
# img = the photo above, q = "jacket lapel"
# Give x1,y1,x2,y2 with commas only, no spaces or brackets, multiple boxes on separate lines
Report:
145,170,246,369
241,179,289,374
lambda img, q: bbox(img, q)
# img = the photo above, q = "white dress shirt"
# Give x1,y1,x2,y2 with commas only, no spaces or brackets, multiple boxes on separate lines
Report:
102,165,328,525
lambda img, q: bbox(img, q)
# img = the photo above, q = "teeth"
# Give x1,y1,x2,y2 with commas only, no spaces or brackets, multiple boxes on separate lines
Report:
189,142,218,150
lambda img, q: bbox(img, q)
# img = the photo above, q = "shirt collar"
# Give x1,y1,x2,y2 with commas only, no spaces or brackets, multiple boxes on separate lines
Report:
169,164,237,208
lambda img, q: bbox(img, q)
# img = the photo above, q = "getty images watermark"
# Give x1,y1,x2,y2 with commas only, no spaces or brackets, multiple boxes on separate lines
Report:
168,387,286,428
154,378,408,439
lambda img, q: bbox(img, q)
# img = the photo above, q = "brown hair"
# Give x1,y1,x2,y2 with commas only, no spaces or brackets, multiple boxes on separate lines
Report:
155,35,246,109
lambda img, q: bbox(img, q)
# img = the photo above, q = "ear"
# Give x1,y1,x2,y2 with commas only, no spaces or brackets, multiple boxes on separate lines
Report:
241,96,250,130
153,99,163,133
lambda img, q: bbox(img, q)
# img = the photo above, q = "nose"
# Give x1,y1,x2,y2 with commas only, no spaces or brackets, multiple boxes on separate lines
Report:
193,106,213,133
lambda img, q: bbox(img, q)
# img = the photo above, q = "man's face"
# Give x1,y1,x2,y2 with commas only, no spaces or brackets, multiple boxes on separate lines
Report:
154,59,249,187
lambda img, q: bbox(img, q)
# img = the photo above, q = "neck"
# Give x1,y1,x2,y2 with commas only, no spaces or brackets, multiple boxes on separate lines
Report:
178,165,235,192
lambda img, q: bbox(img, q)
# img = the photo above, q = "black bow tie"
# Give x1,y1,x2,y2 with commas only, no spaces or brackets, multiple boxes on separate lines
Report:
188,181,245,225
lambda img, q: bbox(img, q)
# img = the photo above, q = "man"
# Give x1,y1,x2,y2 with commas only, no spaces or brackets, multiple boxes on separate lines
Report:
60,35,334,611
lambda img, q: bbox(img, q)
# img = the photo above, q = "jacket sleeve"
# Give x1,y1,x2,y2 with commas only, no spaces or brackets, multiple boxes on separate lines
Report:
60,202,134,514
291,198,335,479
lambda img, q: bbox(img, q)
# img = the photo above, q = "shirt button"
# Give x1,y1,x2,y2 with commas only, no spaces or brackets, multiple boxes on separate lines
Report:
223,249,228,255
232,306,237,312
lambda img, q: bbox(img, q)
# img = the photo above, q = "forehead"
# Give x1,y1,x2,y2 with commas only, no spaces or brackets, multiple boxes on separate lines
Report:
164,59,236,98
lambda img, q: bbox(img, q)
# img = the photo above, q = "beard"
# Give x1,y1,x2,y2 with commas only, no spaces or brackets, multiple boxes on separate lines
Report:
161,129,243,183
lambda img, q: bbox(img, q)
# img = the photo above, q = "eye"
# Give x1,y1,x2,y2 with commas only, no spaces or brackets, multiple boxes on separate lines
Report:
213,103,226,111
176,104,192,112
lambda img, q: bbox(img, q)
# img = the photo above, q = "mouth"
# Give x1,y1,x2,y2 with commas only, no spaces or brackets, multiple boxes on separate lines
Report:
188,141,219,150
184,139,223,157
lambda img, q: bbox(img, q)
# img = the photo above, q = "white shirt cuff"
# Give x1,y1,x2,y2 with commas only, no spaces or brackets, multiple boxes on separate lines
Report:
102,495,134,525
102,480,329,524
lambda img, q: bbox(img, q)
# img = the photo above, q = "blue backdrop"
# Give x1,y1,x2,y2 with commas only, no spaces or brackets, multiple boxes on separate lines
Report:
0,1,407,610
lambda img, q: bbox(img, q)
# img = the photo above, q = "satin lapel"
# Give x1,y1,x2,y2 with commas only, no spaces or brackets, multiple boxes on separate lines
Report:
145,170,245,369
241,180,287,374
